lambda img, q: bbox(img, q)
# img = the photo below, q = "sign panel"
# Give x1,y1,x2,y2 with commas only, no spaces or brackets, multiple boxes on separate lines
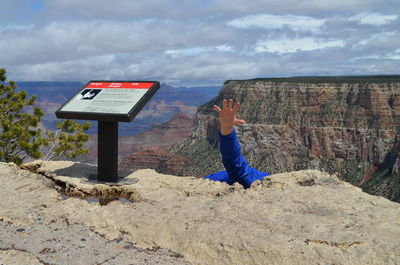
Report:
56,81,160,122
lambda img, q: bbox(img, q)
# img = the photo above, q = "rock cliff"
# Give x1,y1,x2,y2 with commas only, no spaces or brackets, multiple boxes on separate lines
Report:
169,77,400,202
1,161,400,265
119,147,189,175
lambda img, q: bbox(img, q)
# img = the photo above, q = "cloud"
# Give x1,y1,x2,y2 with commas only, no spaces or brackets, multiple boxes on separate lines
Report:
165,45,233,57
349,12,398,26
0,20,241,65
206,0,400,18
227,14,325,32
352,31,400,59
0,24,35,32
17,0,398,22
255,38,345,54
1,0,400,85
42,0,211,20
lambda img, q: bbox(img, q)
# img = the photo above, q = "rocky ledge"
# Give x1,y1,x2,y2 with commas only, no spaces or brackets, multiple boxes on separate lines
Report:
1,161,399,265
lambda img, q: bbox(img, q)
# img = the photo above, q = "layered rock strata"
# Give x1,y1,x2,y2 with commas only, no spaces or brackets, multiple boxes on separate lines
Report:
119,147,189,176
170,78,400,201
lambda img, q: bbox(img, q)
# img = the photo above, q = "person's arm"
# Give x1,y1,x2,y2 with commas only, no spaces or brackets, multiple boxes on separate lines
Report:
219,128,269,188
214,99,269,188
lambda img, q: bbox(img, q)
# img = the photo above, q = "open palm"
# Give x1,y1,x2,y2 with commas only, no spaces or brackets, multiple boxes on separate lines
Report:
214,99,246,135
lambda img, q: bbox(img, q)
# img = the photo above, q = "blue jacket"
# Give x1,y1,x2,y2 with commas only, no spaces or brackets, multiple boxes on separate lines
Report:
204,129,270,188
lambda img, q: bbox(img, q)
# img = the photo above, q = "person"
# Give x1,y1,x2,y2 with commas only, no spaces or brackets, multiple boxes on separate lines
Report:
204,99,270,188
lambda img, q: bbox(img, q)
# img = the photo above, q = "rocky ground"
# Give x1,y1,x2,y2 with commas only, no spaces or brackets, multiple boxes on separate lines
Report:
0,162,189,265
1,160,400,265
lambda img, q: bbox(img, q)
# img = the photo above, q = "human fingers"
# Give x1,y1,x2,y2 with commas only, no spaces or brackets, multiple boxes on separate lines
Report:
235,119,246,125
228,99,233,109
213,105,222,113
223,99,227,110
233,102,240,113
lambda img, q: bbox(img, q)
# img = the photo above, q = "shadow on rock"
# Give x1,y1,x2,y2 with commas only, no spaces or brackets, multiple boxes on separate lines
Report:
53,163,137,185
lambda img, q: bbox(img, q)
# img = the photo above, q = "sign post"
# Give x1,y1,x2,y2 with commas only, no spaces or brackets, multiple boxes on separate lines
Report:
98,121,118,181
56,81,160,182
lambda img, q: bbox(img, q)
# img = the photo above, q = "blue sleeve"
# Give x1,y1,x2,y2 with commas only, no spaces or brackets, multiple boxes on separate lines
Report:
204,171,236,185
218,129,269,188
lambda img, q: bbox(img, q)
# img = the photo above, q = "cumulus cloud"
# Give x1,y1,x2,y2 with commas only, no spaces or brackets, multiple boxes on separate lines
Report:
1,0,400,85
0,20,241,65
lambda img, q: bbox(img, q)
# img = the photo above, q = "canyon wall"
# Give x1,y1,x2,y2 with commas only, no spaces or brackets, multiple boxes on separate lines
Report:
170,78,400,201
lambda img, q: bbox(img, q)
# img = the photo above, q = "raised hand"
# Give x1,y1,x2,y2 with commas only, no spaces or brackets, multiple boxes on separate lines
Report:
213,99,246,135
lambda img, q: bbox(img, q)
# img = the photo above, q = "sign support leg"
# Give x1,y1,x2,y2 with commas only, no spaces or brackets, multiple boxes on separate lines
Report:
98,121,118,182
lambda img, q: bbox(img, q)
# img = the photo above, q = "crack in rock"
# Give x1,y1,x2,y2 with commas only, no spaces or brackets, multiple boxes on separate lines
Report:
0,246,52,265
305,239,363,250
20,163,142,206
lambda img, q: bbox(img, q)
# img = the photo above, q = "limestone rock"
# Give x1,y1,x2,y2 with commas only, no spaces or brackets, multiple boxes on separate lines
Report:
3,161,399,265
0,162,190,265
0,249,44,265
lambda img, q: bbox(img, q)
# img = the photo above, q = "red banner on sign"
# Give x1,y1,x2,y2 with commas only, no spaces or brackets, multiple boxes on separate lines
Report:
86,82,154,89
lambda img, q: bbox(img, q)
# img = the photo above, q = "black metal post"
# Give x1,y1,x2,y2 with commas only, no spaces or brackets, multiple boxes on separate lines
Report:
98,121,118,182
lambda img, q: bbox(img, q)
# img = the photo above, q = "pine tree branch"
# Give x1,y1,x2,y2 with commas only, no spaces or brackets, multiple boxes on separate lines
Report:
43,128,62,161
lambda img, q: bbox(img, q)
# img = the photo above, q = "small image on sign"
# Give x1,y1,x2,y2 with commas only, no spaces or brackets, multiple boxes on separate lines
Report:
79,89,101,100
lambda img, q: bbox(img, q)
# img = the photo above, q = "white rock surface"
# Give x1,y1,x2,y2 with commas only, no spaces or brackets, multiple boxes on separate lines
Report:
1,161,400,265
0,249,44,265
0,162,189,265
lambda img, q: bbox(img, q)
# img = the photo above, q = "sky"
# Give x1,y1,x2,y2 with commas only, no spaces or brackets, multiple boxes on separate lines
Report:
0,0,399,86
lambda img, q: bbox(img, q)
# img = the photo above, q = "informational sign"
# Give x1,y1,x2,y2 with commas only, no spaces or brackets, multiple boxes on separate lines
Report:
56,81,160,122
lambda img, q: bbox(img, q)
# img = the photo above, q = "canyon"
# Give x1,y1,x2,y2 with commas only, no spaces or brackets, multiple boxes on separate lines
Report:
17,81,219,136
3,77,400,264
157,77,400,202
80,112,194,166
18,78,400,202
